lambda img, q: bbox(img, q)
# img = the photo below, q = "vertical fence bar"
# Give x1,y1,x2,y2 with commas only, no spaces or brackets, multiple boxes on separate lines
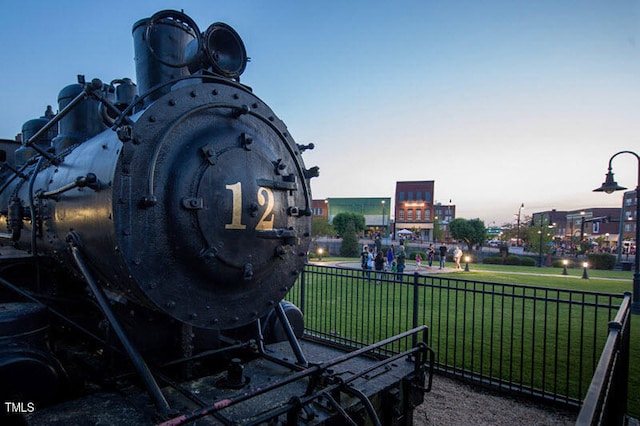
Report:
299,268,305,314
412,273,419,348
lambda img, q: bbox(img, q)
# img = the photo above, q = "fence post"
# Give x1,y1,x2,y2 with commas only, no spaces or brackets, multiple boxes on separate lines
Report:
611,291,631,425
413,272,419,347
299,268,306,314
608,320,627,425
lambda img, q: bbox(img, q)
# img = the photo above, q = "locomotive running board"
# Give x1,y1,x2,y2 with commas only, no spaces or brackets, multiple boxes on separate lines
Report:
67,236,173,417
157,325,434,425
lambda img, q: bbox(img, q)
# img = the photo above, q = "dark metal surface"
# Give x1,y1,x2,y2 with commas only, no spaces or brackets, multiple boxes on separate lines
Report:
25,337,428,425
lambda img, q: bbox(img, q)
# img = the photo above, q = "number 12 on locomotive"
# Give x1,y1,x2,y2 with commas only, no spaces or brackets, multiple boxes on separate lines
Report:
225,182,275,231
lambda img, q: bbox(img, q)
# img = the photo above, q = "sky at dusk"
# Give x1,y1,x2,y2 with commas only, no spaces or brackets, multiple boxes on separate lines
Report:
0,0,638,226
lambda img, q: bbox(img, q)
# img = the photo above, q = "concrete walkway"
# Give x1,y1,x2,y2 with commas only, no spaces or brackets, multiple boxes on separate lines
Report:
308,261,459,274
308,260,631,282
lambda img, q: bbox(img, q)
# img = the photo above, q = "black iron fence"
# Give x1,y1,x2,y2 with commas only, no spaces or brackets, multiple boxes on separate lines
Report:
576,293,631,425
287,264,628,410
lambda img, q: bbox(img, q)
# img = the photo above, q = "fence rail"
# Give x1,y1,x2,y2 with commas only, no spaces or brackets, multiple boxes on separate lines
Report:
576,293,631,425
288,265,628,411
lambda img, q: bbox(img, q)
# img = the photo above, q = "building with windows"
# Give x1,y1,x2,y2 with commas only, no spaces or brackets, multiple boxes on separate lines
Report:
320,197,391,237
434,201,456,241
622,190,638,242
311,199,328,220
533,208,621,247
394,181,436,240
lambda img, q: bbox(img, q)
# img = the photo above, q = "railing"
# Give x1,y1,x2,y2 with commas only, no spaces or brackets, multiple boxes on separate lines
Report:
288,264,627,410
576,293,631,425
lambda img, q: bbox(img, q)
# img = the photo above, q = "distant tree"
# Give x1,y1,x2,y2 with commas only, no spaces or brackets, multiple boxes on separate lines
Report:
500,214,532,245
332,212,366,237
525,216,556,254
449,218,487,252
433,217,444,242
312,218,334,238
340,222,360,257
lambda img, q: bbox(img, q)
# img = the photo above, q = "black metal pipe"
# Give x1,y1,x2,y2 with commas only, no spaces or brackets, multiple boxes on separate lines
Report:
0,160,32,196
28,157,45,257
341,386,382,426
23,84,98,164
37,173,100,199
275,301,308,367
68,239,171,415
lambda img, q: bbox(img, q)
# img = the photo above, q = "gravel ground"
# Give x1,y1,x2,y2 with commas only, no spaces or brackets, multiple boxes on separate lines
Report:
414,375,578,425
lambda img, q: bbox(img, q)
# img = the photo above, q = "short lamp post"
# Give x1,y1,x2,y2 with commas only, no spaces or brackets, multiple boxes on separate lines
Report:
317,247,324,261
593,150,639,313
562,259,568,276
464,255,470,272
582,262,589,280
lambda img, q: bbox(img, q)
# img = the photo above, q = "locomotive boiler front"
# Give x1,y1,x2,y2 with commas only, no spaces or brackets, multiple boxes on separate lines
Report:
1,11,316,332
108,80,314,330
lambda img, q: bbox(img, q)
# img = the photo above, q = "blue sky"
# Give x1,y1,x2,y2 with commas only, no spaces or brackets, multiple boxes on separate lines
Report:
0,0,638,225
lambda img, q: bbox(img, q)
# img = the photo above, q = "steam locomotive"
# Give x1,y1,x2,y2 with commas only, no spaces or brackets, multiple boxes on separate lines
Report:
0,10,430,425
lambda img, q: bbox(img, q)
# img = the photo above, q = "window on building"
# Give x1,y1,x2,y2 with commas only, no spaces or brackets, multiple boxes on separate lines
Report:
399,210,405,220
416,192,422,201
425,209,431,220
408,210,413,220
425,192,431,202
399,192,405,202
408,191,413,201
416,209,422,220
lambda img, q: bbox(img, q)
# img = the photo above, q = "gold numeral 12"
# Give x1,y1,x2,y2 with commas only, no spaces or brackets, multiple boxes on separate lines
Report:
225,182,274,231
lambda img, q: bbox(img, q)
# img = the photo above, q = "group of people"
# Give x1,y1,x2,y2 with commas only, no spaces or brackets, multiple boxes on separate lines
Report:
361,244,406,283
361,242,466,282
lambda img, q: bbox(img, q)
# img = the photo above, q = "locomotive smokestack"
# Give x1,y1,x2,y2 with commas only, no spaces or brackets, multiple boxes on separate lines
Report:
132,10,200,105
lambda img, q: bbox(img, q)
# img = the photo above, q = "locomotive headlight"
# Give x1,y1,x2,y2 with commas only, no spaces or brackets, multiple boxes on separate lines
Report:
203,22,247,79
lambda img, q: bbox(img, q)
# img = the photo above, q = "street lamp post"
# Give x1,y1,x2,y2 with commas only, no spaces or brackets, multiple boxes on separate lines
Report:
516,203,524,247
593,150,639,314
381,200,386,238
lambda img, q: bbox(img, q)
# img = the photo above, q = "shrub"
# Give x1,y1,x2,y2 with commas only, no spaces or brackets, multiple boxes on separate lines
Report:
586,253,616,270
483,256,504,265
504,255,521,266
339,223,359,257
520,257,536,267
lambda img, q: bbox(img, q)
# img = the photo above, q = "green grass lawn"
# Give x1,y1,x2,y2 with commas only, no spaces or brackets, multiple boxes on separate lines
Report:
447,261,639,418
306,257,639,417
